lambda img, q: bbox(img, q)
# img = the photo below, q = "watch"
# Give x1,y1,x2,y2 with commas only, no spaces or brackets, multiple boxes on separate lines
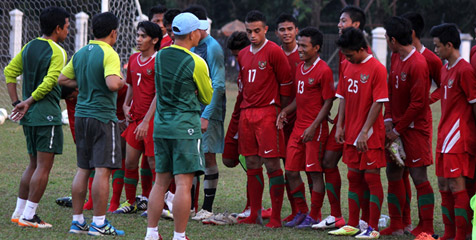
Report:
12,100,21,107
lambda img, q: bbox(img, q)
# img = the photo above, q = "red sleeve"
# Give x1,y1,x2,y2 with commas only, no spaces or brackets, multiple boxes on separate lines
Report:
471,46,476,72
116,85,128,120
271,47,293,97
394,61,429,134
372,65,389,103
384,56,396,121
428,54,443,104
430,64,444,104
66,98,77,143
460,66,476,103
321,65,335,100
126,54,134,85
336,73,345,99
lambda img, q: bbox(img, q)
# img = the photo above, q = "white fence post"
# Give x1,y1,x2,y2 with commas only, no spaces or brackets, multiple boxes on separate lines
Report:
101,0,109,12
371,27,388,68
460,33,472,62
75,12,89,52
9,9,23,59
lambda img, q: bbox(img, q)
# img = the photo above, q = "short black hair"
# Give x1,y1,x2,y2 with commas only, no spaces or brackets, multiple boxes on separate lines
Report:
245,10,266,25
40,7,70,36
336,27,367,51
341,6,366,30
148,5,167,20
164,8,182,26
275,13,297,28
384,16,413,46
138,21,162,51
430,23,461,49
227,31,251,51
401,12,424,39
92,12,118,39
298,27,323,51
184,4,207,20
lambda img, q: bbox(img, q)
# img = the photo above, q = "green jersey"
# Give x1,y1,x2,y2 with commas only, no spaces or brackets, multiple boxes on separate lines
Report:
61,40,122,123
154,45,213,139
4,37,67,126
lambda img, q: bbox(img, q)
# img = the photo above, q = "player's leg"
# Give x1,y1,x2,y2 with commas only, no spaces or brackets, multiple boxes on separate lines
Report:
70,168,92,233
402,168,412,232
83,171,94,210
409,166,435,236
449,176,469,240
439,177,455,240
114,143,141,214
381,160,405,235
12,154,36,223
300,171,324,229
108,136,126,212
146,172,172,239
140,154,153,199
173,173,194,237
263,157,285,228
238,155,264,225
202,153,218,213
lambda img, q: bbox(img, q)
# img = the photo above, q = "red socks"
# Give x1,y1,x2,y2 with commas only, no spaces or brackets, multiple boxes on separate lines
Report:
453,190,470,240
124,168,139,204
324,167,342,217
381,179,405,235
284,175,297,221
364,172,383,231
140,156,153,198
309,190,324,221
266,169,285,228
440,190,456,240
411,181,434,236
402,169,412,228
83,172,94,210
347,170,364,227
108,159,125,212
290,182,308,214
239,168,264,225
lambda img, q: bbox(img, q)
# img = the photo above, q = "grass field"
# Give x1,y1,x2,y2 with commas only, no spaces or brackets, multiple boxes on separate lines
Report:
0,82,444,239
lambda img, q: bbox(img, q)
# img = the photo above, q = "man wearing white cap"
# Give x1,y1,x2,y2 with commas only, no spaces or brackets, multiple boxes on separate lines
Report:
145,12,213,240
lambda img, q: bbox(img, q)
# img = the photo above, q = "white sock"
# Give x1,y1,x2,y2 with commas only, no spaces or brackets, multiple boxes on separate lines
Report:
92,215,106,226
146,227,159,238
13,198,27,216
173,231,186,239
73,214,85,224
22,201,38,220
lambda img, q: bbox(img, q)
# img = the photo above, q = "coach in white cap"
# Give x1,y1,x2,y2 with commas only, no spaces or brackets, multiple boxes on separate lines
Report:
144,12,213,240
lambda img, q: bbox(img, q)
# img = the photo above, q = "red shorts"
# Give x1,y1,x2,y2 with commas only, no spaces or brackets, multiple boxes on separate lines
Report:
343,144,386,170
121,118,155,157
283,113,296,147
238,106,285,158
435,152,476,178
285,131,326,172
326,115,343,152
223,114,240,163
400,129,433,167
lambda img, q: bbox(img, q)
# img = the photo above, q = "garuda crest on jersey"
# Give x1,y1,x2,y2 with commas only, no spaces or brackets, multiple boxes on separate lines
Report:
147,69,153,75
258,61,267,70
308,78,315,85
448,79,454,88
360,74,369,83
401,72,407,81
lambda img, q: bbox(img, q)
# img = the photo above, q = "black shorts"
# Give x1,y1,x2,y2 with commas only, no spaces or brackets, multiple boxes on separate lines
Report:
75,117,122,169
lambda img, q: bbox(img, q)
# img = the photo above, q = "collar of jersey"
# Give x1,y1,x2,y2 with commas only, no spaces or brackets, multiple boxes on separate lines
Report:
301,57,321,75
361,55,373,64
419,45,426,54
198,35,211,45
170,44,192,54
249,39,268,54
283,44,298,56
88,40,113,49
402,47,416,62
447,57,463,70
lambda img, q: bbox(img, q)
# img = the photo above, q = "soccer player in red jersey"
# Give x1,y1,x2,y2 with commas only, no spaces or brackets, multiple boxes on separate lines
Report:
163,9,182,44
381,16,435,236
236,10,293,228
316,6,368,230
277,27,334,229
329,28,387,239
471,21,476,71
431,23,476,240
113,21,162,214
149,5,173,49
275,13,307,223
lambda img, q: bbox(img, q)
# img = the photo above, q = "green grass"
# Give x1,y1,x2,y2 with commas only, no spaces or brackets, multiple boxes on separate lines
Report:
0,82,444,239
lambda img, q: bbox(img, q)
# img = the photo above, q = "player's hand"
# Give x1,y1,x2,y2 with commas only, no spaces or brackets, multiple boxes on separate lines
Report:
201,118,209,133
134,120,149,141
11,98,34,121
301,125,316,143
276,111,287,129
384,121,393,133
385,129,399,147
123,104,132,122
356,131,369,152
335,126,345,144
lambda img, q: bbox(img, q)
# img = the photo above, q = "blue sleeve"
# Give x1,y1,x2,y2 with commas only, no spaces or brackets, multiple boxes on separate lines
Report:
201,40,226,120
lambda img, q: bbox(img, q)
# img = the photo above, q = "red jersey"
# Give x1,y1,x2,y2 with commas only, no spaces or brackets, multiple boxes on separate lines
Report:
294,58,335,136
336,56,388,148
126,52,156,121
285,45,301,100
338,48,373,82
238,40,293,109
420,47,443,103
160,34,173,50
384,49,431,135
437,58,476,155
471,45,476,71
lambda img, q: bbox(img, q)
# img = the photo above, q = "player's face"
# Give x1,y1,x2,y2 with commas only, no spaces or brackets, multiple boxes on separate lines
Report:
385,34,398,53
433,37,451,60
57,18,70,42
297,36,319,62
276,21,297,44
338,12,359,35
136,28,155,52
245,21,268,47
340,48,365,64
151,13,166,35
165,24,174,41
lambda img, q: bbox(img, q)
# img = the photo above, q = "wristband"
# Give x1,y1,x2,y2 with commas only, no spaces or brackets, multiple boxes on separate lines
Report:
12,100,21,107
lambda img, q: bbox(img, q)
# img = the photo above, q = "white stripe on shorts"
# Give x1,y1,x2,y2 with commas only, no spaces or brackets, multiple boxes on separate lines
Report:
111,122,116,164
197,139,203,167
49,126,55,149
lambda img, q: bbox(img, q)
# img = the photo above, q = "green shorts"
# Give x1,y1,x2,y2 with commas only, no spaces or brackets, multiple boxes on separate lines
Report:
154,138,205,175
23,125,63,156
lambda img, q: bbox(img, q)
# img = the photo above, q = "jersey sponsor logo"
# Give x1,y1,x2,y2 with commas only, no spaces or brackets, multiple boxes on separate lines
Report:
146,69,153,75
308,78,315,85
306,163,316,168
264,149,273,154
412,158,421,163
47,115,54,121
88,45,94,51
450,168,459,173
401,72,407,81
258,61,267,70
188,129,195,135
360,74,369,84
448,79,454,88
367,161,376,166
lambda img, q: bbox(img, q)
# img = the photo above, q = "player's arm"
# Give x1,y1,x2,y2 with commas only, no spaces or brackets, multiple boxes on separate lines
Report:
59,56,77,88
193,57,213,106
277,98,296,130
460,67,476,120
272,48,293,105
134,95,157,140
122,58,134,122
429,58,443,104
356,102,383,152
4,47,24,104
302,98,333,143
383,73,393,134
201,44,226,120
335,97,345,144
104,51,125,92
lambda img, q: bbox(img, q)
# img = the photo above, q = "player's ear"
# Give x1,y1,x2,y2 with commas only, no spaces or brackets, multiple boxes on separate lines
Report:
152,37,159,45
314,44,320,53
446,41,454,49
264,25,269,34
352,21,360,30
